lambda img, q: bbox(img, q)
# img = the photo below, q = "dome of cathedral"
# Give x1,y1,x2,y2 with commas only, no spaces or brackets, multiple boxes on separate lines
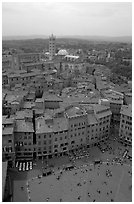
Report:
57,49,68,56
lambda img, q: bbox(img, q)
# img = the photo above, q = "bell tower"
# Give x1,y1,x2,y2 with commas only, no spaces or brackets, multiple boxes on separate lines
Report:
49,34,56,60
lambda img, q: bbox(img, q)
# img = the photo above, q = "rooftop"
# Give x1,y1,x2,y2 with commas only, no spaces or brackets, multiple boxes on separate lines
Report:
34,109,44,115
18,52,40,56
120,105,132,117
2,116,8,124
24,62,43,66
2,127,14,135
90,104,110,114
23,102,35,109
35,98,44,103
20,72,37,78
52,117,68,132
125,93,132,96
87,113,98,125
43,93,63,102
15,120,34,132
65,106,86,118
2,117,14,125
65,55,79,59
15,109,33,120
8,74,20,78
36,117,53,134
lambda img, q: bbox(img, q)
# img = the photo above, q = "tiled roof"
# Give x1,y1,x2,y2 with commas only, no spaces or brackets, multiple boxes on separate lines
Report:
15,120,34,132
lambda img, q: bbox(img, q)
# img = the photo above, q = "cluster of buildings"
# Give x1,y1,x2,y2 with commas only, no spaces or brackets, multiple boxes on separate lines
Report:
2,101,112,162
2,34,132,166
86,49,115,63
86,47,132,65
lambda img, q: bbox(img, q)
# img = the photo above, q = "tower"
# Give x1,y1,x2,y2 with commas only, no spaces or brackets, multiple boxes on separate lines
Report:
49,34,56,60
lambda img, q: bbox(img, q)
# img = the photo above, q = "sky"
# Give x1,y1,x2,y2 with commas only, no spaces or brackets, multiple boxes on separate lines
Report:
2,2,132,37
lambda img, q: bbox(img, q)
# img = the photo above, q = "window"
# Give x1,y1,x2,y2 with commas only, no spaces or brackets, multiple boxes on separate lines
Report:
38,135,41,139
55,138,57,141
38,141,41,145
44,135,46,139
49,140,51,144
44,141,46,145
63,147,67,151
8,140,12,143
54,132,58,135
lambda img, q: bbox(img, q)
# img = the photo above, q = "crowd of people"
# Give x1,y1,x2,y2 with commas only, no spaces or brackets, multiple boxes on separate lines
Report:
26,139,132,202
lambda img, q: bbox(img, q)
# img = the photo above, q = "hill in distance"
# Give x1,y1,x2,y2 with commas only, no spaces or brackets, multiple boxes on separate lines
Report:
2,35,132,43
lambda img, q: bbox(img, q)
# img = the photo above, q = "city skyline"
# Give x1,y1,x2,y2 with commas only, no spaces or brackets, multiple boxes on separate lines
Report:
2,2,132,37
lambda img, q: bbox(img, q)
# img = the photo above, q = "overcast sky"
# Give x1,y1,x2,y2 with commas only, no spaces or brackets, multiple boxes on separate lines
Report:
2,2,132,37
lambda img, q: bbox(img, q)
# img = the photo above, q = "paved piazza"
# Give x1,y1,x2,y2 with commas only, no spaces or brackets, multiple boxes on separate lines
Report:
10,140,132,202
27,162,131,202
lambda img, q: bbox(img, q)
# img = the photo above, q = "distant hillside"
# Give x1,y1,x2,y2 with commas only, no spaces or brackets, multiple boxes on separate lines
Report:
2,35,132,43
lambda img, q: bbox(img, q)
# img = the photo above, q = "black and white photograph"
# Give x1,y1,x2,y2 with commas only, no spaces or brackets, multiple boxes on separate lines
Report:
2,1,132,202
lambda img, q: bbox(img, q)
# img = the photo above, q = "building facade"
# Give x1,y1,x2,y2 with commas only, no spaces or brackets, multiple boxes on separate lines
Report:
14,120,34,159
119,105,132,146
2,117,15,164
